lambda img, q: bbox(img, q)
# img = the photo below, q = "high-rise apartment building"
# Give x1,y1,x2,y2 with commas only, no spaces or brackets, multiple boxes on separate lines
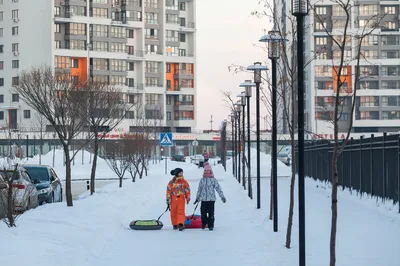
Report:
0,0,196,133
276,0,400,135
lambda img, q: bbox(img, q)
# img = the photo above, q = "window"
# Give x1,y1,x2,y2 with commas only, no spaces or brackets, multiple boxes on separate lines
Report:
179,2,186,11
92,8,108,18
127,45,134,55
180,17,186,27
145,110,162,119
167,112,171,120
382,111,400,120
0,11,3,21
110,75,125,85
359,96,378,107
126,10,142,21
12,60,18,69
166,80,171,90
0,45,3,53
70,59,79,68
166,30,178,42
145,77,160,86
144,0,158,8
12,9,18,19
93,58,109,70
359,5,378,16
381,35,399,46
128,95,135,104
179,33,186,42
332,5,346,16
23,110,31,119
145,12,158,24
145,28,158,40
384,6,396,15
55,24,61,33
382,21,397,30
54,7,60,16
0,61,3,70
111,26,126,38
0,78,3,86
127,29,134,38
110,42,126,52
125,111,135,119
145,61,159,73
12,43,18,52
92,41,108,52
68,5,86,16
54,41,61,48
0,95,3,103
0,111,3,120
55,56,70,68
127,62,134,71
12,26,18,36
174,111,194,120
93,75,109,83
12,77,19,85
165,0,178,10
166,14,179,24
126,78,134,87
110,59,126,72
315,21,327,30
145,44,159,54
315,7,327,15
66,40,86,50
382,96,400,107
145,94,160,104
66,23,86,35
361,35,378,46
179,49,186,56
92,24,108,37
12,93,19,102
315,37,327,46
0,28,3,37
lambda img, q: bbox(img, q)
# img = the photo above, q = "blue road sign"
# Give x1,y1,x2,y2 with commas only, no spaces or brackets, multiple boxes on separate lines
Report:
160,133,173,146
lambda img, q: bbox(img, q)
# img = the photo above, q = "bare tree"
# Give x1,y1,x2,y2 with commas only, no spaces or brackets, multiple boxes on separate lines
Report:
30,113,48,165
312,1,385,265
104,140,130,187
12,66,88,206
84,81,134,195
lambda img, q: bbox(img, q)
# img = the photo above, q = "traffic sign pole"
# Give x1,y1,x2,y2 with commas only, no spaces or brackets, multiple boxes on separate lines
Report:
160,133,173,175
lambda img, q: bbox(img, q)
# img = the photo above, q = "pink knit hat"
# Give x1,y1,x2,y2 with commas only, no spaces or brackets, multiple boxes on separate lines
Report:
203,163,214,178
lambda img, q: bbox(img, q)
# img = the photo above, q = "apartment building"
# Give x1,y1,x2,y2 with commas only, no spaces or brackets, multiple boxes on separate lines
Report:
276,0,400,135
0,0,197,133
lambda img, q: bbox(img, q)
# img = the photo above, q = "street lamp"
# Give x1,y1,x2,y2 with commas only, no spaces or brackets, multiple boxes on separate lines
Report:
259,29,288,233
234,102,242,184
240,80,255,199
233,111,238,180
247,62,268,209
237,92,247,189
230,114,235,176
292,0,308,265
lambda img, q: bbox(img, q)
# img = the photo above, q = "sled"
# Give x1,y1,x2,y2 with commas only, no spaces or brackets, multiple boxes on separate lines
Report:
129,206,169,230
129,220,163,230
184,214,205,229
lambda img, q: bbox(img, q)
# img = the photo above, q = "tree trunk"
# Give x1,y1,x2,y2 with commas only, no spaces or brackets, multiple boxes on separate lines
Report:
119,175,123,188
269,167,273,220
6,178,15,227
90,136,99,195
330,144,339,266
39,128,43,165
285,136,296,248
64,145,73,206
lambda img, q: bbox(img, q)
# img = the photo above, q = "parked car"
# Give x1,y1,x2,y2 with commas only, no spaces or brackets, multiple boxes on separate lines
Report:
191,154,204,166
23,165,63,205
0,167,39,213
171,154,185,162
277,153,291,166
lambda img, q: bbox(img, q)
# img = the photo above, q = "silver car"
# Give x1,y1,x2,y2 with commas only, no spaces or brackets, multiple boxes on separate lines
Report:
0,167,39,215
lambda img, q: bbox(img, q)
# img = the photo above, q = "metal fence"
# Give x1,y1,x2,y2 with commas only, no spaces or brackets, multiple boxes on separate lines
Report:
295,133,400,210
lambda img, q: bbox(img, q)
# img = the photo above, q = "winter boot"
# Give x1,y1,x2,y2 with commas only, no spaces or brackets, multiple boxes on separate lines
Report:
208,227,214,231
173,225,178,230
201,224,206,229
178,223,185,231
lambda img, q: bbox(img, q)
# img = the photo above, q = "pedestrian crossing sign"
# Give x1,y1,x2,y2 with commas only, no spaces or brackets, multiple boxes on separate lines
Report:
160,133,173,146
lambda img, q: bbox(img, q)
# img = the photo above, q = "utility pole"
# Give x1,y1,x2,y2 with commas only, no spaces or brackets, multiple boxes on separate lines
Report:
209,115,214,131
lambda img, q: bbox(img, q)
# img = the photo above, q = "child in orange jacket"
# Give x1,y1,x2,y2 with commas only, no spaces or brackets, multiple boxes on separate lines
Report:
166,168,190,231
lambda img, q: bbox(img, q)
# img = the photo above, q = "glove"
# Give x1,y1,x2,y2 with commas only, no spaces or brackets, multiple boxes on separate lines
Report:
221,197,226,203
193,199,199,205
187,199,190,205
166,198,170,205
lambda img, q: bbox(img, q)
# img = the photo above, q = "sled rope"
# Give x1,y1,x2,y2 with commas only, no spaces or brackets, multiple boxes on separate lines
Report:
191,201,200,219
157,205,170,221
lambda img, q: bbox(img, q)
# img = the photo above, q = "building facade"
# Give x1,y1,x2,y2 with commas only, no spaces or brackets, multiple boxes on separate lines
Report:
276,0,400,135
0,0,197,133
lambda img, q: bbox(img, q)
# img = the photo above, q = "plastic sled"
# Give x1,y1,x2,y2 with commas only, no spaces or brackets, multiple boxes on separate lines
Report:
184,214,205,229
129,219,163,230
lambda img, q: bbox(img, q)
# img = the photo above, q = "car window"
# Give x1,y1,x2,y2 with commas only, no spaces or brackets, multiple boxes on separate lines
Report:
24,167,50,182
20,171,32,182
50,169,58,181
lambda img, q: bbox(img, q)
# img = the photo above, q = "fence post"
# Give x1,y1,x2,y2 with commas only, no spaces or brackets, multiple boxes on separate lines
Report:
370,134,374,197
349,137,353,192
398,135,400,213
86,180,90,190
359,136,363,198
383,132,387,201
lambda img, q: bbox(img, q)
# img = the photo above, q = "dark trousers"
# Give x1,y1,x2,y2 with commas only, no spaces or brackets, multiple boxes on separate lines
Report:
200,201,215,228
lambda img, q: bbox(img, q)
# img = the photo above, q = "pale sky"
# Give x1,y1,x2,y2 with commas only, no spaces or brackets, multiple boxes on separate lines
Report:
196,0,273,130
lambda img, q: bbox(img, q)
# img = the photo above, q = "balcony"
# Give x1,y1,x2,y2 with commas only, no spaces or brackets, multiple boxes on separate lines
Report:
127,50,145,61
173,70,194,80
173,102,194,111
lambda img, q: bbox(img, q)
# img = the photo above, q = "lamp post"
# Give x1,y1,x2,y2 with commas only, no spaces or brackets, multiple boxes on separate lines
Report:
234,111,238,180
240,80,255,199
292,0,308,265
230,114,235,176
238,92,247,189
234,102,242,184
247,62,269,209
259,29,289,233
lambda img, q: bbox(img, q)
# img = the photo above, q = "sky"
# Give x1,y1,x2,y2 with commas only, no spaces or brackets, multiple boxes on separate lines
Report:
195,0,273,130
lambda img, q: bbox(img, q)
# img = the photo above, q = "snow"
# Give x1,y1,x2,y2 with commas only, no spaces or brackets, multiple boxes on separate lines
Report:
0,148,399,266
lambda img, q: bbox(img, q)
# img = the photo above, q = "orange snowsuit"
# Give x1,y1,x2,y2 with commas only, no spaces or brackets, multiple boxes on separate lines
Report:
166,176,190,226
